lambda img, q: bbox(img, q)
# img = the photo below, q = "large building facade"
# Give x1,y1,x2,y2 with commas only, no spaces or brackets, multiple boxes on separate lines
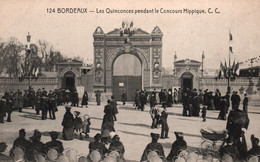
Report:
92,26,164,100
1,24,259,102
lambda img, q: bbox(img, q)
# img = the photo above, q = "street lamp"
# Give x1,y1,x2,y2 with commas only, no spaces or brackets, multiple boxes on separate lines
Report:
26,32,32,90
201,51,205,78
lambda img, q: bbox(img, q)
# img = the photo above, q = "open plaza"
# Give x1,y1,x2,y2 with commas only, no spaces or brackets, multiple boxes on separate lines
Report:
0,101,260,161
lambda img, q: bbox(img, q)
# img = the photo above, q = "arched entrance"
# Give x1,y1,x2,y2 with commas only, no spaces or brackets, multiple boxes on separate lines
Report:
62,71,76,91
181,72,193,91
112,54,142,101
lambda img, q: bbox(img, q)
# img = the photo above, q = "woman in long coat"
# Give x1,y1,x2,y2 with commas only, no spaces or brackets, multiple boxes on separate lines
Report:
61,106,74,140
101,100,116,138
81,91,88,107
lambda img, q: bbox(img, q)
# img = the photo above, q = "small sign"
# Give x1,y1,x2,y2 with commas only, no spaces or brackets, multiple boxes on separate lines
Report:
119,83,124,87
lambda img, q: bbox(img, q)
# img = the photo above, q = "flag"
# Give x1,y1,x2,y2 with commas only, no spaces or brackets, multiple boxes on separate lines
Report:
229,47,233,53
234,62,240,76
202,51,205,59
130,21,133,28
122,21,125,29
220,62,224,72
229,32,233,41
218,70,222,79
224,61,228,78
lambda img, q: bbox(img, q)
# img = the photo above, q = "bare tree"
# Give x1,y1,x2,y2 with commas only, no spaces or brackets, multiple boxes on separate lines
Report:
2,37,23,77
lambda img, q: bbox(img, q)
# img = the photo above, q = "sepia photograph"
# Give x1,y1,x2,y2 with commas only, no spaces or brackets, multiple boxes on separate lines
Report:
0,0,260,161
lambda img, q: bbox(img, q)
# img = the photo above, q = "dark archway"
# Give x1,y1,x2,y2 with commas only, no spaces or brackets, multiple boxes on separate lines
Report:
112,54,142,101
62,71,76,91
181,72,193,91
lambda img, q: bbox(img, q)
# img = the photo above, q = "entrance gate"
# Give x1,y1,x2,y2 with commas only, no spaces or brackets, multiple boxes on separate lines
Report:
62,71,76,91
181,72,193,91
112,54,142,101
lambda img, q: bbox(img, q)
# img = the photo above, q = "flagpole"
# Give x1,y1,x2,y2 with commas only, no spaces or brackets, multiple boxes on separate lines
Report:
228,30,231,93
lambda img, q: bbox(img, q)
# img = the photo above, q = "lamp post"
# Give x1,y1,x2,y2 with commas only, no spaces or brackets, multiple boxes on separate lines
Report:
26,32,31,90
201,51,205,78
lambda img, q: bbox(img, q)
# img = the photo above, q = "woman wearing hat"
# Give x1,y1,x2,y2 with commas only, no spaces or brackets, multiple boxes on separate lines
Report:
101,100,116,141
81,91,88,108
45,131,64,154
61,106,74,140
141,133,165,161
166,132,187,161
108,133,125,160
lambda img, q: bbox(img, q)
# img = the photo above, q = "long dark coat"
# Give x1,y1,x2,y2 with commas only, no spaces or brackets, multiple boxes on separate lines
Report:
81,92,88,106
62,111,74,140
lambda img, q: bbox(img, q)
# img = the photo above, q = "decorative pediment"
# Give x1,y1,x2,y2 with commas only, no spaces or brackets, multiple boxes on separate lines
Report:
106,28,150,36
134,28,150,35
151,26,163,35
107,29,120,35
175,59,201,64
94,26,104,35
57,59,83,65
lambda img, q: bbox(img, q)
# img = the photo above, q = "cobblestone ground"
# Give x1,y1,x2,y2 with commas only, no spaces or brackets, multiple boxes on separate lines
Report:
0,102,259,161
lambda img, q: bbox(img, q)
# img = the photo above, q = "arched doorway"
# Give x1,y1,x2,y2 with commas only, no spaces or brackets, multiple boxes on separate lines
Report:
112,54,142,101
62,71,76,91
181,72,193,91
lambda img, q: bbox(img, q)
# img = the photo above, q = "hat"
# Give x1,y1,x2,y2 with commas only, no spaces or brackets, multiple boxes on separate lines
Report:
74,111,80,116
19,129,26,134
65,105,71,110
94,133,102,141
150,133,160,140
0,142,7,152
33,129,41,139
49,131,60,138
174,132,184,138
109,132,117,139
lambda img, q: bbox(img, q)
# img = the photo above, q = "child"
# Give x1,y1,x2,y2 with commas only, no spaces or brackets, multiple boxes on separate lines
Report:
74,111,83,139
201,106,207,122
82,114,91,138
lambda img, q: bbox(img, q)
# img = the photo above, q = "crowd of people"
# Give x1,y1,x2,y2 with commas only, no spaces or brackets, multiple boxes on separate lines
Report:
0,86,259,161
0,88,89,123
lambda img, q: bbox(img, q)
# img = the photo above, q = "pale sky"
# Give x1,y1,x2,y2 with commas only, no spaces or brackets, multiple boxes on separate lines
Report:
1,0,260,70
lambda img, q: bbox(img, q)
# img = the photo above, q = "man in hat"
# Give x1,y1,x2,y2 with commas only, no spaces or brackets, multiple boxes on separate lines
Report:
109,133,125,157
89,133,108,155
95,90,101,106
160,108,169,139
121,90,127,105
219,137,239,160
45,131,64,154
30,130,45,156
11,129,31,160
243,93,249,113
61,105,74,140
48,91,57,120
140,133,165,161
247,134,260,157
41,95,48,120
0,142,12,161
0,97,6,123
166,132,187,161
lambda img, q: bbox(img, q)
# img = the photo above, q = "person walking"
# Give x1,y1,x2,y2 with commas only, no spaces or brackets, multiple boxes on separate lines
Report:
61,106,74,140
121,90,127,105
160,108,169,139
95,90,101,106
243,93,249,113
81,91,88,108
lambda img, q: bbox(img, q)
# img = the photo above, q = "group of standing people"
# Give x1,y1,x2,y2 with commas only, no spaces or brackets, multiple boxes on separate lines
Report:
0,88,89,123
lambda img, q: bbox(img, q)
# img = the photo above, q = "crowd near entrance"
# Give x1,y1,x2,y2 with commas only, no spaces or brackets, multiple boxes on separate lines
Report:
112,54,142,101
